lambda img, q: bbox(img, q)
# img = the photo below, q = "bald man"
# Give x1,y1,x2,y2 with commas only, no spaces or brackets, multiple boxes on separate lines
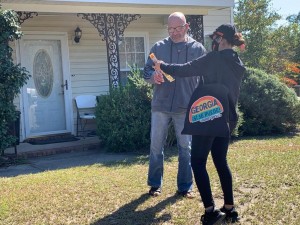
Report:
144,12,206,198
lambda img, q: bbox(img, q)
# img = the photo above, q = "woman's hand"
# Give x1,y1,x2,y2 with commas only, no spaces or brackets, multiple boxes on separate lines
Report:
153,60,163,71
153,70,164,84
152,60,165,84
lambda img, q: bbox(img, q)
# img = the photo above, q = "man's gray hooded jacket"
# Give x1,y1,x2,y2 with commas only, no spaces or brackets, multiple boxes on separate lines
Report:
144,36,206,113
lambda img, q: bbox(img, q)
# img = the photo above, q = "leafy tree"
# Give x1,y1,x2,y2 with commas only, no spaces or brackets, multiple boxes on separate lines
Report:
285,13,300,62
0,7,30,155
234,0,281,73
235,0,300,84
271,13,300,83
272,22,300,81
287,12,300,24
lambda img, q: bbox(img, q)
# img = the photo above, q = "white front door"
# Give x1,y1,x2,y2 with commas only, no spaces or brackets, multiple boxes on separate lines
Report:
19,33,72,138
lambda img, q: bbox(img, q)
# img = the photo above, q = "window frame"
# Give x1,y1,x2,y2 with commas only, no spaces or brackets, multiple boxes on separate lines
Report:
119,32,149,72
118,32,149,86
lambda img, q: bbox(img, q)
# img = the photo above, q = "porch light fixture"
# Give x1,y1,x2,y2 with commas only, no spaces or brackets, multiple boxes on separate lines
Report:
74,26,82,43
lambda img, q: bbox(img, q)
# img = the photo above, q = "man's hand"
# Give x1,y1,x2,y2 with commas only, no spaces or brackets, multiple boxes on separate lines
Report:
153,70,164,84
152,60,165,84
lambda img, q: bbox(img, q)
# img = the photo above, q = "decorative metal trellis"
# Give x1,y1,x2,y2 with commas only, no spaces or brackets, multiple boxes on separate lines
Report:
16,11,38,25
77,13,141,88
186,15,204,44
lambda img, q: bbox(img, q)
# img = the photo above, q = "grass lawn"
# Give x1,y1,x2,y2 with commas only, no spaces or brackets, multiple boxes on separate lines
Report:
0,134,299,225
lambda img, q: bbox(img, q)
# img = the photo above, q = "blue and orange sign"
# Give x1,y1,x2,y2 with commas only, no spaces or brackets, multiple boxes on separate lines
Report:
189,96,224,123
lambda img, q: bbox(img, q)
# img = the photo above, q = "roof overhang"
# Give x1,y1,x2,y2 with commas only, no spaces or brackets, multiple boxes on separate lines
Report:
1,0,234,15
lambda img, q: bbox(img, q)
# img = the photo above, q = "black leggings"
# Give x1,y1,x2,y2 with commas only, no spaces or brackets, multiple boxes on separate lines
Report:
191,135,234,208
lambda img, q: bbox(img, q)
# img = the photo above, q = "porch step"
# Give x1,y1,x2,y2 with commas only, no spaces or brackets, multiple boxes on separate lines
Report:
25,133,79,145
4,136,101,159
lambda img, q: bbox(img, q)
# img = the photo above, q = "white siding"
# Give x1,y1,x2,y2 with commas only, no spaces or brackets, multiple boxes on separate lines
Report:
19,14,110,97
11,9,231,139
124,15,168,53
126,9,232,53
203,8,232,36
16,10,231,96
13,14,109,137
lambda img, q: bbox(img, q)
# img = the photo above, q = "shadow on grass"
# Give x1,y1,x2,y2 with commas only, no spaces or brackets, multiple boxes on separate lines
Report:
103,146,180,167
91,193,179,225
0,147,180,177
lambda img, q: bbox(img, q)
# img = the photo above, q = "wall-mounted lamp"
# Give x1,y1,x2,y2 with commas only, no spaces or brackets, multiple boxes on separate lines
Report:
74,27,82,43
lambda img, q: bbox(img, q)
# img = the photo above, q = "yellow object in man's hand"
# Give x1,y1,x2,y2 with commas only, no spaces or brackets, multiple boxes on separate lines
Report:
149,53,175,82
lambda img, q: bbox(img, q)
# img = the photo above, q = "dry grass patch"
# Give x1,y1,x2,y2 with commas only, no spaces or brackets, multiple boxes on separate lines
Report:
0,134,299,224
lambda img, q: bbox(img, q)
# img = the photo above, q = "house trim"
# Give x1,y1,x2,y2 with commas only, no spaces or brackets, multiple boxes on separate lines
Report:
2,0,234,15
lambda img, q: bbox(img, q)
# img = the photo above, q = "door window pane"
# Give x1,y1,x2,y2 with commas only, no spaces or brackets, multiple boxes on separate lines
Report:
33,49,53,98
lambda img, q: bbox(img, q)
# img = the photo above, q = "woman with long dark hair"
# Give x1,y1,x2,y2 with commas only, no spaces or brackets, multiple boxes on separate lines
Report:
153,24,246,225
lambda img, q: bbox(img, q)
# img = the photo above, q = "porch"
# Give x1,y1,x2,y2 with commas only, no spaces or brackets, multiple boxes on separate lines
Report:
4,136,101,159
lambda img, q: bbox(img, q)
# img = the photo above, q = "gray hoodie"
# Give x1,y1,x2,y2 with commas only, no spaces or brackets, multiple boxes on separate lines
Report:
144,36,206,113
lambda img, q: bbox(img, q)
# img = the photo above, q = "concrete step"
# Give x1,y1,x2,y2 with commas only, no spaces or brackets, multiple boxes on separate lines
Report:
4,136,101,159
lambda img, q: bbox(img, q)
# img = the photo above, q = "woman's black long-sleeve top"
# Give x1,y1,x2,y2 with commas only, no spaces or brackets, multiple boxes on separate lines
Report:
160,49,246,129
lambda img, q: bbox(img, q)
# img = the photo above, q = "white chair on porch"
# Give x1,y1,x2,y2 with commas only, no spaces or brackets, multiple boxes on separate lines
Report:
75,95,97,137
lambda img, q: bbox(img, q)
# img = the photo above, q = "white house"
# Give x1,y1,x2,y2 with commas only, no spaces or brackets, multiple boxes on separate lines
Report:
2,0,234,142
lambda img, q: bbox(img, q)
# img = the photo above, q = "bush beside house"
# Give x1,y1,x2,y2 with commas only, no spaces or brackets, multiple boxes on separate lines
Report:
0,8,30,156
95,65,246,152
96,66,300,151
239,67,300,135
95,65,152,152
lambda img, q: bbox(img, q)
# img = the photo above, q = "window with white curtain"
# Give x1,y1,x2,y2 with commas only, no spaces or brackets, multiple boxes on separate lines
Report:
119,33,148,85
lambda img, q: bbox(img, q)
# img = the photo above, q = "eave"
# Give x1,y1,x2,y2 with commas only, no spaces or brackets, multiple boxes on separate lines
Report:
1,0,234,15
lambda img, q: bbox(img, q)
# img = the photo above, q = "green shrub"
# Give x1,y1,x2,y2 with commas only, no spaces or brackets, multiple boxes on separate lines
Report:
95,65,152,152
239,67,300,135
0,8,30,155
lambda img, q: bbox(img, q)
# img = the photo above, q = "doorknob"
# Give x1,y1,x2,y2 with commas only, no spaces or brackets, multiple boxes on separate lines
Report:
61,80,68,90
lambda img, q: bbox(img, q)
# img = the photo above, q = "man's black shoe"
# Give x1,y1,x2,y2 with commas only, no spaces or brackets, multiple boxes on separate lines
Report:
148,187,161,197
